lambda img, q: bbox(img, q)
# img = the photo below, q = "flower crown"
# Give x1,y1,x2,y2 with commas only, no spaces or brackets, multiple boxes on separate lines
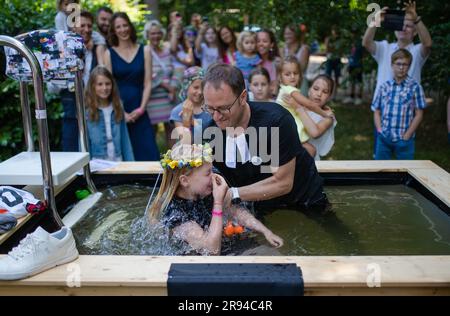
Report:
160,143,213,170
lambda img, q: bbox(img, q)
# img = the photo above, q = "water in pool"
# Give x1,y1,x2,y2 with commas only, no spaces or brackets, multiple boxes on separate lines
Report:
71,184,450,256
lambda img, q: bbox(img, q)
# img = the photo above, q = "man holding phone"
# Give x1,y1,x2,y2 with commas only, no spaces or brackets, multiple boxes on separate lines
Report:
362,1,432,156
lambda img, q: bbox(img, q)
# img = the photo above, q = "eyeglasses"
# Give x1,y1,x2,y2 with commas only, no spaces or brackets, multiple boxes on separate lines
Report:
203,91,243,116
393,62,410,68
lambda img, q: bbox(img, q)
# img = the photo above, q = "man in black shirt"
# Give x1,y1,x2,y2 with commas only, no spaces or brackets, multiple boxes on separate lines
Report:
202,63,329,211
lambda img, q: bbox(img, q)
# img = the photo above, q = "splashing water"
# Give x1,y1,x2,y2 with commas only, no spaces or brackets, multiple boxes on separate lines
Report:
72,184,450,256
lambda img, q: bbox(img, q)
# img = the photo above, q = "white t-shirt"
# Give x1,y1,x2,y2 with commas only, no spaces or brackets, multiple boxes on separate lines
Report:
55,11,68,31
372,40,428,100
196,43,219,71
307,111,337,161
173,46,189,69
99,105,117,161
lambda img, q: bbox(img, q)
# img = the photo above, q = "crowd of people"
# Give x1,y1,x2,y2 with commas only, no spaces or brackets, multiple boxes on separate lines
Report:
51,0,434,254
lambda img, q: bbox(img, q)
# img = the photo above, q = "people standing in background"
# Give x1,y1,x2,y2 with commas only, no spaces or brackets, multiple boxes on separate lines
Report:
104,12,159,161
294,75,337,161
249,67,273,102
170,66,211,144
169,11,183,25
362,1,432,157
190,13,202,32
324,25,345,98
55,0,79,32
94,6,113,44
343,28,364,105
276,56,330,157
281,24,310,96
195,24,220,71
169,21,195,103
60,10,105,152
218,26,237,65
235,31,261,87
371,49,426,160
85,66,134,161
256,28,281,98
145,20,178,148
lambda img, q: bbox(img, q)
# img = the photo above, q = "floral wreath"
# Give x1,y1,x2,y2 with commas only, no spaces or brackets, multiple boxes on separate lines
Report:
160,143,213,170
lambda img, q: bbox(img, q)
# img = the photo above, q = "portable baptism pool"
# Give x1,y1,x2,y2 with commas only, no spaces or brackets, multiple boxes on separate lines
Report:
0,160,449,295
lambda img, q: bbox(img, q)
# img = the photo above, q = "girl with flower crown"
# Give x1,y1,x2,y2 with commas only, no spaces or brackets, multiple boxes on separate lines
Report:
147,143,284,255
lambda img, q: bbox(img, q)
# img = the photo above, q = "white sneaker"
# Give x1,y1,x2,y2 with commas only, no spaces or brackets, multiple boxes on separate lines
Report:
0,226,78,280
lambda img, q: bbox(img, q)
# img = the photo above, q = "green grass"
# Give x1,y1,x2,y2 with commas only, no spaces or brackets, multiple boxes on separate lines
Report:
324,101,450,172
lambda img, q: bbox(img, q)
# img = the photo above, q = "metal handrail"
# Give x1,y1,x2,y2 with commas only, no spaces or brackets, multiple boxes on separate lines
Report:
19,82,34,152
74,71,96,193
0,35,62,227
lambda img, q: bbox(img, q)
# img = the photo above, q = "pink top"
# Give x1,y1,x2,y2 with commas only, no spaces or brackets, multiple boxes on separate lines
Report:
261,59,277,81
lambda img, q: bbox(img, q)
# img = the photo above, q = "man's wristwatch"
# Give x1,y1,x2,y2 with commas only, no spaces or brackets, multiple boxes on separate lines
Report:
230,187,241,205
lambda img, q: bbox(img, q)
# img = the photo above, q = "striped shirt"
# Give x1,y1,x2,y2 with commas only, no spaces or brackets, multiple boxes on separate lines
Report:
371,76,426,142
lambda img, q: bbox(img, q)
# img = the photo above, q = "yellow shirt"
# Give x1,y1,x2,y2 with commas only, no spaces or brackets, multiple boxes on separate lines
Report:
276,85,309,142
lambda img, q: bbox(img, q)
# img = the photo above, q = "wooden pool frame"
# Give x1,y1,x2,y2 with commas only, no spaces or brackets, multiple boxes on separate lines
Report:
0,160,449,295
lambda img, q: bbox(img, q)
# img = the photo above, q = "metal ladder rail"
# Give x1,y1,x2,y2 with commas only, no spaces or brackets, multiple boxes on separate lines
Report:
0,35,63,227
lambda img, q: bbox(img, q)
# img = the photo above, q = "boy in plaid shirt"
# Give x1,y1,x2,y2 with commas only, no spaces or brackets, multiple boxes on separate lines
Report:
371,48,426,160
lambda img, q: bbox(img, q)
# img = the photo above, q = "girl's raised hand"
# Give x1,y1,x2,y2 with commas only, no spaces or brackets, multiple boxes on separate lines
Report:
212,174,228,205
264,231,284,248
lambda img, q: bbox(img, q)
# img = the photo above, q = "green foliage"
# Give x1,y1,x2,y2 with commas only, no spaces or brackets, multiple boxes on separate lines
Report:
81,0,151,41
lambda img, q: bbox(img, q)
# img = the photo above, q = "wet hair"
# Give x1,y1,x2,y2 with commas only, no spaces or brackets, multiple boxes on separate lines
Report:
84,66,123,123
108,12,137,46
391,48,413,65
249,67,270,84
278,55,303,87
147,143,210,221
256,28,280,61
236,31,257,53
203,63,245,98
310,74,335,96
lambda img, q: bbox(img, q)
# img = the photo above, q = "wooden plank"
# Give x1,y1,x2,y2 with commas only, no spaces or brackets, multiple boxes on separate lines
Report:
96,160,441,175
1,256,449,289
0,286,166,296
96,162,162,175
407,168,450,207
316,160,439,173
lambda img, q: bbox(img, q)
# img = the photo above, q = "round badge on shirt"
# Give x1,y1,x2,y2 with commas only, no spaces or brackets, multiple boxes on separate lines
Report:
251,156,262,166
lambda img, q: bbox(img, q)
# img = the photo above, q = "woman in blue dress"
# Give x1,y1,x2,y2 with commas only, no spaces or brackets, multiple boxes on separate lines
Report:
104,12,159,161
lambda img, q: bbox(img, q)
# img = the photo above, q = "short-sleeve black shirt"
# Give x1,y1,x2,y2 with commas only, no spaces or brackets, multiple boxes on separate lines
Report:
161,195,213,230
207,101,324,207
